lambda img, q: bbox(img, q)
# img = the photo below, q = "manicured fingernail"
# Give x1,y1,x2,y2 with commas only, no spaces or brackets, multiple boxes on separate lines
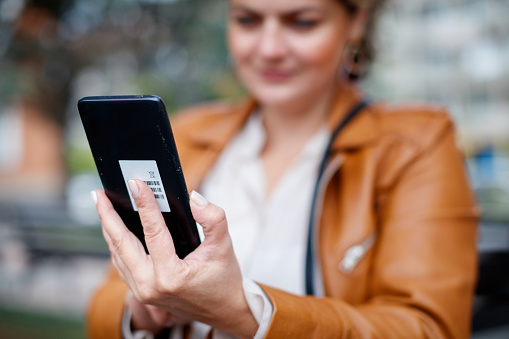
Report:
128,180,140,197
90,190,98,205
190,190,207,207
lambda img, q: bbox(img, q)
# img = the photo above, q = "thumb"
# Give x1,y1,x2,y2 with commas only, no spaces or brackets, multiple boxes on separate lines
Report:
189,191,229,244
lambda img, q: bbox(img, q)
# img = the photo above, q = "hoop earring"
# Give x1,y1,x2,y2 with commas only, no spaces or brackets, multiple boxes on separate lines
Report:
341,43,368,80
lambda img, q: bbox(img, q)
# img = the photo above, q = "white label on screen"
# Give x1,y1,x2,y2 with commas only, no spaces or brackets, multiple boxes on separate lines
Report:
118,160,171,212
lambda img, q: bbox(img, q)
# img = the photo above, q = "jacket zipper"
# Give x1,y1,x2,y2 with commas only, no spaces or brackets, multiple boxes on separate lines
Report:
311,154,345,296
339,231,378,274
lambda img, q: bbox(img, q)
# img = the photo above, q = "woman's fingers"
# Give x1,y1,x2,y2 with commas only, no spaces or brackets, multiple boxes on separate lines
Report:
93,189,150,284
128,179,178,270
127,292,168,333
146,305,175,327
189,191,229,245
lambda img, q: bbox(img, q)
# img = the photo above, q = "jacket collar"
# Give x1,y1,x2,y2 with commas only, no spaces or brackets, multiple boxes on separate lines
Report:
184,82,378,152
326,82,378,151
182,98,256,151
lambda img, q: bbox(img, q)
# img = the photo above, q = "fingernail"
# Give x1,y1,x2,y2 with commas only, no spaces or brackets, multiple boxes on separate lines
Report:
190,190,207,207
128,180,140,197
90,190,98,205
165,320,175,327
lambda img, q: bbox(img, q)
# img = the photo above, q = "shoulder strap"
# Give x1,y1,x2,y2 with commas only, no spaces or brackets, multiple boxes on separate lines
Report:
305,99,369,296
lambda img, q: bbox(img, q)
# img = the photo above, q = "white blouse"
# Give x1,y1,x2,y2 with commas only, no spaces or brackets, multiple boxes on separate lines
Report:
195,113,329,338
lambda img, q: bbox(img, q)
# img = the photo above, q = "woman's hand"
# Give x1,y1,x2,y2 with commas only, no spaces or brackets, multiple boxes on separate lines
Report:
126,291,189,334
93,180,258,338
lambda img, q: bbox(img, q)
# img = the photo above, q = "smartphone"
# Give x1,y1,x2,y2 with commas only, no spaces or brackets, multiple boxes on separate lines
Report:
78,95,201,258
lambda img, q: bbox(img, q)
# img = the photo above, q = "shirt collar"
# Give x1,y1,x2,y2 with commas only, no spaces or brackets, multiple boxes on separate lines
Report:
235,111,266,159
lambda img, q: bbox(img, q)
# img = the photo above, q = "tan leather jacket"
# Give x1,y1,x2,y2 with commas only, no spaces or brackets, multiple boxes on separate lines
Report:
87,84,478,338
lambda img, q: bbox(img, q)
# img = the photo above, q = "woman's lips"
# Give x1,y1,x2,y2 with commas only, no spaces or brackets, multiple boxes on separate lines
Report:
259,69,293,83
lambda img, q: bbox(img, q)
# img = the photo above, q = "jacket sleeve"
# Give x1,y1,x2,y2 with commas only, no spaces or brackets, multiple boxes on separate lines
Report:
259,119,478,338
87,265,128,339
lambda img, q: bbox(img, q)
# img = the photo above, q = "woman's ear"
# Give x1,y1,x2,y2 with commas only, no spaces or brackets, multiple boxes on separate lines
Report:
341,9,371,80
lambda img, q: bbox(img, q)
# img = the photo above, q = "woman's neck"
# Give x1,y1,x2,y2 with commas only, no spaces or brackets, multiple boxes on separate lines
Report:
258,82,338,197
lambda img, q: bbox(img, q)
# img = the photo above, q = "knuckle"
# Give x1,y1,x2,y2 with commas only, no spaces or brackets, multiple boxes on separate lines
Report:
107,239,117,254
135,196,150,210
154,269,187,296
138,285,157,304
109,235,124,253
133,276,157,304
141,213,160,227
132,290,143,303
135,188,154,210
154,276,176,296
143,219,165,240
209,207,227,226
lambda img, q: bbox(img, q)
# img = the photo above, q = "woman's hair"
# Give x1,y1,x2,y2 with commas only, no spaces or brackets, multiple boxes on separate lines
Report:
338,0,387,64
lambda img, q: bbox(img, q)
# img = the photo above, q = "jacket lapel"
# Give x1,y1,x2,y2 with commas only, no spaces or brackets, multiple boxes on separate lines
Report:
326,83,379,153
179,98,255,151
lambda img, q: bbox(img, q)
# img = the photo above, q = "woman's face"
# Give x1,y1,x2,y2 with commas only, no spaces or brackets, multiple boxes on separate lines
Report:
227,0,356,109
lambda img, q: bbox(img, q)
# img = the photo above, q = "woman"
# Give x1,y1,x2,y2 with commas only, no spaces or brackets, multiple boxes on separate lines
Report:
88,0,478,338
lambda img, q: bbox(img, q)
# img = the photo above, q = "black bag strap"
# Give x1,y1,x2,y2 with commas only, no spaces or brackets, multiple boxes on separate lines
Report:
305,99,369,295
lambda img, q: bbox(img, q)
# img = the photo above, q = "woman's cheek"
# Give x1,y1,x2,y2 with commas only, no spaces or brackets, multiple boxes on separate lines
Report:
228,30,252,64
289,25,348,69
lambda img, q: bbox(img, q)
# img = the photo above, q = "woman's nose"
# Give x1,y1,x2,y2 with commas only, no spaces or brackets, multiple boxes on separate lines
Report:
256,20,287,60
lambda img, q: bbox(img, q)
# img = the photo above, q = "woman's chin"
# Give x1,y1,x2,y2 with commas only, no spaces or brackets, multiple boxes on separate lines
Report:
250,86,308,110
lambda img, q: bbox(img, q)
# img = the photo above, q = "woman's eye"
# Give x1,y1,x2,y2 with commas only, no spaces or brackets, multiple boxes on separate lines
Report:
287,18,319,30
235,16,259,27
294,20,316,27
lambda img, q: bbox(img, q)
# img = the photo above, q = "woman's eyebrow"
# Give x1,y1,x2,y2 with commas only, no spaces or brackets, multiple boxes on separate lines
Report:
230,5,326,16
230,5,256,13
284,8,326,17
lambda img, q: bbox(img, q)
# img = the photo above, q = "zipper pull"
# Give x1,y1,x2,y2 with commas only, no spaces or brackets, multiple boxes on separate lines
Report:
339,232,377,274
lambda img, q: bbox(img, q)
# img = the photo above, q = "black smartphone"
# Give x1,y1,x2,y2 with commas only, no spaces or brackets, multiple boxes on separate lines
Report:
78,95,201,258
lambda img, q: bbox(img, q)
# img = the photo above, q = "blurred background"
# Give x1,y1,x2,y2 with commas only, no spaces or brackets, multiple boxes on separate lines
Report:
0,0,507,338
